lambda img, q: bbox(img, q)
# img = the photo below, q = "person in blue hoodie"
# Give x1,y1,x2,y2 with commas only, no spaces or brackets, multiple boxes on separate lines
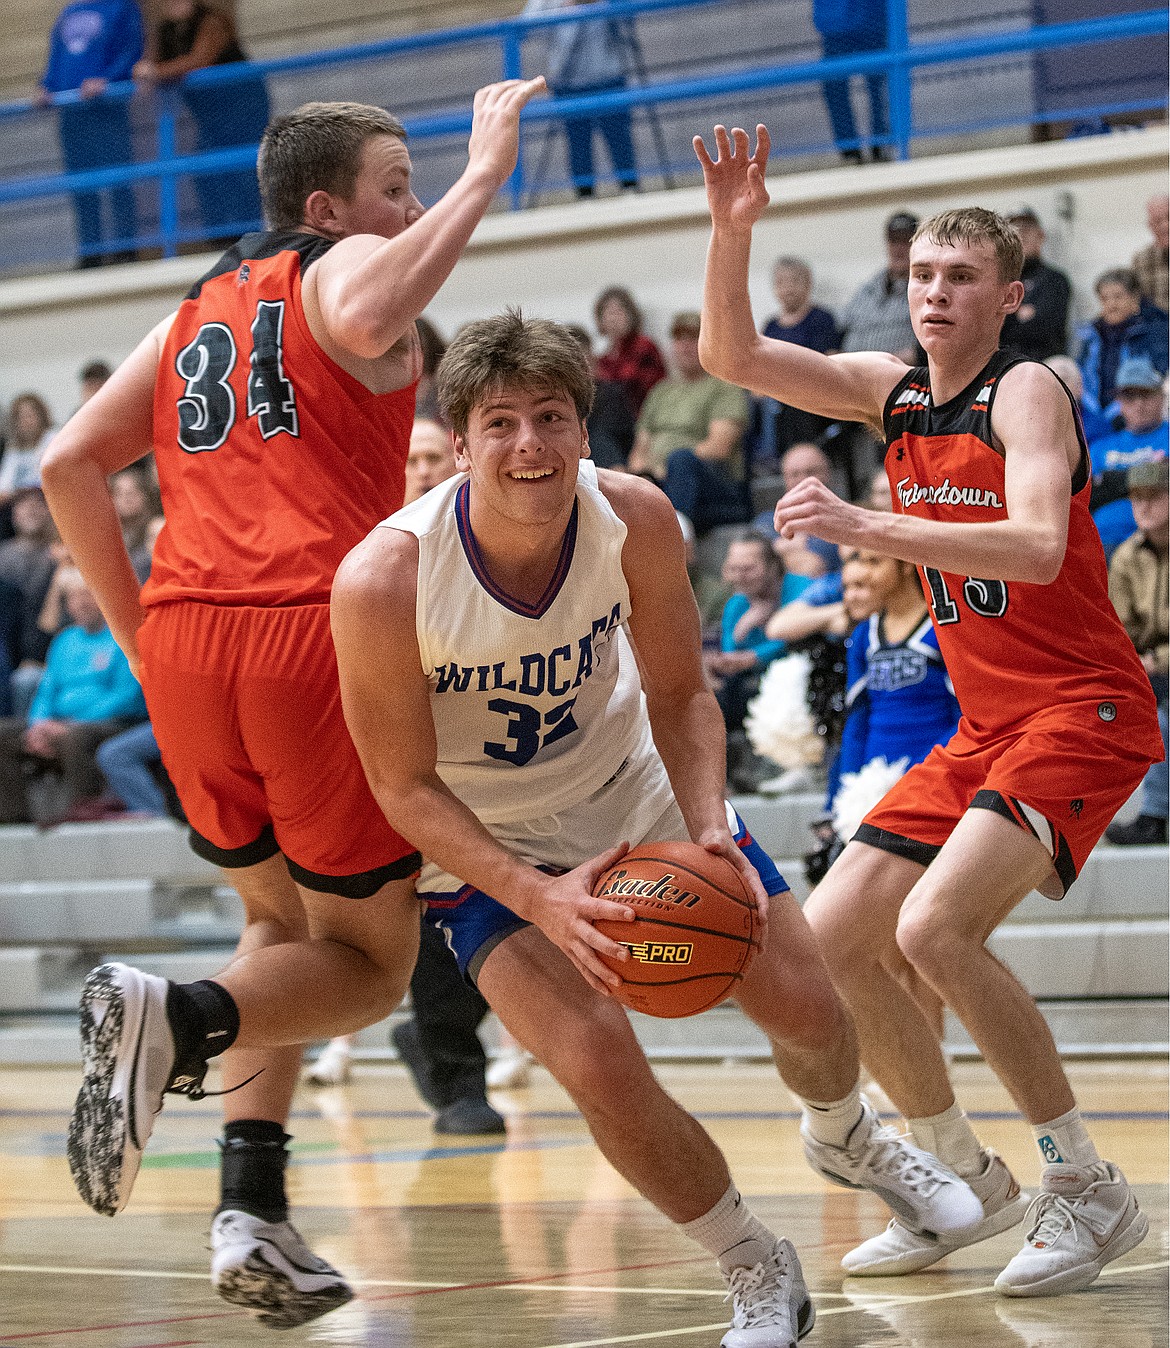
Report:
0,567,146,821
1088,355,1169,559
1077,267,1169,426
36,0,144,267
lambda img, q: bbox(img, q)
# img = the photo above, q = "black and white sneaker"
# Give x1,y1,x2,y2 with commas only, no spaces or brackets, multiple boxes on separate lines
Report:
801,1097,984,1237
67,962,208,1216
721,1239,815,1348
211,1209,354,1329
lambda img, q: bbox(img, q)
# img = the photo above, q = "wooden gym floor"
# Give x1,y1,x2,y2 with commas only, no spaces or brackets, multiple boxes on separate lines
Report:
0,1058,1165,1346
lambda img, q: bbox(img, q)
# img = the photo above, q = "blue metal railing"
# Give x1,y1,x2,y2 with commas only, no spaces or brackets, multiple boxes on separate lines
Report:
0,0,1165,271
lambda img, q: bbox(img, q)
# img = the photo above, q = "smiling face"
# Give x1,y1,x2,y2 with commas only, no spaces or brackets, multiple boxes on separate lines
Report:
908,236,1023,356
455,382,589,531
326,134,424,240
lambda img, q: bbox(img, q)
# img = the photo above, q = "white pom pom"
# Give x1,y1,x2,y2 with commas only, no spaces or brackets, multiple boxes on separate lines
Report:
831,756,911,843
744,652,825,768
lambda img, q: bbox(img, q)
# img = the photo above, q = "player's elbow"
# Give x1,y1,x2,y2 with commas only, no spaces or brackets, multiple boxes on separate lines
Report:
1020,532,1066,586
697,333,736,382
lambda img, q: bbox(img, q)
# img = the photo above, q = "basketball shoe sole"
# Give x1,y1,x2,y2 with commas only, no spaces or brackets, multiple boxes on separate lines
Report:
67,962,179,1216
212,1210,354,1329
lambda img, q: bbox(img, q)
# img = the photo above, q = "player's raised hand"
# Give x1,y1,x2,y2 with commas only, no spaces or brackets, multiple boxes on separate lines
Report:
466,77,547,191
693,124,770,229
526,842,635,995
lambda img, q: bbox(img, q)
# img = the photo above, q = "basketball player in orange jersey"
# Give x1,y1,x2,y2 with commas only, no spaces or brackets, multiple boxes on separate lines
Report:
332,310,987,1348
40,77,545,1329
696,124,1162,1297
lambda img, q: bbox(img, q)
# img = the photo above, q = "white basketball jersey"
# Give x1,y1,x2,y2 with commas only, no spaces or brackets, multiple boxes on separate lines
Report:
381,461,647,826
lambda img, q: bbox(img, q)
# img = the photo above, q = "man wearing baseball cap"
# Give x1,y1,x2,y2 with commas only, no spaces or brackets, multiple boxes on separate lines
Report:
1089,354,1168,557
1106,457,1169,845
838,211,919,361
1000,206,1072,360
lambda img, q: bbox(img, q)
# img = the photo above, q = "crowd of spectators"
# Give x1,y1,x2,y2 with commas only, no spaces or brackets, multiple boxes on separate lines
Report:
0,185,1165,846
0,369,168,822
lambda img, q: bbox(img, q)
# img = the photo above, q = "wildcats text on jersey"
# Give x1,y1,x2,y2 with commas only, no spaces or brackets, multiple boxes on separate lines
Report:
433,602,623,697
896,475,1004,511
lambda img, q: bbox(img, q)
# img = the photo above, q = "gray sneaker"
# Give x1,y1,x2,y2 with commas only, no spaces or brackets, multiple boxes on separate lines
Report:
721,1239,815,1348
801,1097,984,1236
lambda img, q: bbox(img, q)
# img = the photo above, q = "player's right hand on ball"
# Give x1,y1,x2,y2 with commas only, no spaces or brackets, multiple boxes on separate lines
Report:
467,77,547,189
528,842,633,995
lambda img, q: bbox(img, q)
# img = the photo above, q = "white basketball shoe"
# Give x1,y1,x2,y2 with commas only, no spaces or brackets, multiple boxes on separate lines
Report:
211,1209,354,1328
801,1097,984,1236
721,1239,815,1347
994,1161,1148,1297
842,1148,1028,1275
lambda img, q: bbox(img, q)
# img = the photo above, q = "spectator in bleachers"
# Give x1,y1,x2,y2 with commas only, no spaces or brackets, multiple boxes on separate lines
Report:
751,257,840,464
755,441,840,584
628,310,749,535
0,489,60,718
403,418,456,505
1132,193,1169,314
524,0,638,198
0,394,56,508
1087,356,1168,559
414,316,448,424
1106,459,1168,846
134,0,269,247
0,575,20,718
110,466,162,582
78,359,113,407
812,0,890,164
0,568,146,823
566,324,635,468
839,211,918,361
1077,267,1169,427
95,720,167,816
867,464,893,511
594,286,666,417
707,531,785,718
36,0,144,268
999,206,1071,361
1044,353,1113,446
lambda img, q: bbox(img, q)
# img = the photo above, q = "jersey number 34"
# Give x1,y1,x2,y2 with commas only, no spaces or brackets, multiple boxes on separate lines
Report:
174,301,299,452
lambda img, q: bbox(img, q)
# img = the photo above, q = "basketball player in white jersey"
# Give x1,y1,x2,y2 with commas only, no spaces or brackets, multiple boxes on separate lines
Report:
330,311,984,1347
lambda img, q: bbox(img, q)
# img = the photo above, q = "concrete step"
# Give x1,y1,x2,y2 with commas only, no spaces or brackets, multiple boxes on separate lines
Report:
0,819,215,885
0,879,244,947
989,918,1169,998
0,946,82,1011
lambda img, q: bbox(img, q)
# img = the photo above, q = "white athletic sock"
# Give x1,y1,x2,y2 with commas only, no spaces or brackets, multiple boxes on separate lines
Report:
800,1084,865,1149
908,1102,984,1178
679,1182,776,1274
1032,1108,1100,1168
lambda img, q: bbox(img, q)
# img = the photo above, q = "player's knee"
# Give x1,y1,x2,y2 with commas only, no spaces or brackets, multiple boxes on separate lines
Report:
894,901,955,978
542,1000,645,1104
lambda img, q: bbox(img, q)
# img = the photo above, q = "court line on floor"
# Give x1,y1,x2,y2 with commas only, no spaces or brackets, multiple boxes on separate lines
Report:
530,1259,1170,1347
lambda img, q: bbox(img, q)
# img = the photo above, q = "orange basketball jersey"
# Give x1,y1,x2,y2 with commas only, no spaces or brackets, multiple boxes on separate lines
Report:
145,231,416,608
882,350,1160,753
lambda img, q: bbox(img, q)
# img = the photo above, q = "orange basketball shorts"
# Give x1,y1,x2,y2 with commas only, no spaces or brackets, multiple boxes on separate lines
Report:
857,704,1157,897
138,600,419,897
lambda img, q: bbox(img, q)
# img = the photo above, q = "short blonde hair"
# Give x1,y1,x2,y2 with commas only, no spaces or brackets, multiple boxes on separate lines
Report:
912,207,1024,282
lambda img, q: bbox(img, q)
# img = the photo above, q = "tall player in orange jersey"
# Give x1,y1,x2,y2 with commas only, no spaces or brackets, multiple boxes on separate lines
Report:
696,124,1161,1298
41,77,545,1328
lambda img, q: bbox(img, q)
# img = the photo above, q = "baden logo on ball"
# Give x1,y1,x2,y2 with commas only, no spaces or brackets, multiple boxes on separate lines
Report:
592,841,760,1018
